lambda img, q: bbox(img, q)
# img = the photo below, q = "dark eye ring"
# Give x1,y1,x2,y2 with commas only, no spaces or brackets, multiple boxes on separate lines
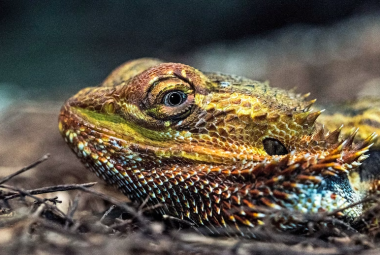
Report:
163,91,187,107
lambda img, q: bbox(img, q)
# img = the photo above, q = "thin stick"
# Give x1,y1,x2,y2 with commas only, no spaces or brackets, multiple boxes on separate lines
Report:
163,215,195,227
100,205,116,223
0,184,72,222
138,196,150,211
0,154,50,184
78,187,136,215
77,187,149,229
1,182,97,200
65,192,81,229
108,218,133,232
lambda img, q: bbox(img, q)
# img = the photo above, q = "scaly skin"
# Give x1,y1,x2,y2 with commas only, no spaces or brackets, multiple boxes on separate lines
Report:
59,58,379,236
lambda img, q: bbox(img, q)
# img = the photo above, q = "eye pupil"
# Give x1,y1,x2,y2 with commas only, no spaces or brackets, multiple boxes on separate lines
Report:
169,93,181,105
164,91,187,106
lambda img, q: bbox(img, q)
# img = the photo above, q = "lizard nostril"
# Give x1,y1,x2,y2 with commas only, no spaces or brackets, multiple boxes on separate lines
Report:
263,138,288,156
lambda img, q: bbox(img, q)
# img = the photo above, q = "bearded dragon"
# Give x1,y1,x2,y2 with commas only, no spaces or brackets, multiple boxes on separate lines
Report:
59,58,380,236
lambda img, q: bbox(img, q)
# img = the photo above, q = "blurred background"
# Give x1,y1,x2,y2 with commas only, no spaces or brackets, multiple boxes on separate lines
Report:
1,0,380,211
2,1,380,102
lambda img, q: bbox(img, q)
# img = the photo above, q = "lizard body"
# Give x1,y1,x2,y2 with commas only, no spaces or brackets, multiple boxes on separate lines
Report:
59,58,379,236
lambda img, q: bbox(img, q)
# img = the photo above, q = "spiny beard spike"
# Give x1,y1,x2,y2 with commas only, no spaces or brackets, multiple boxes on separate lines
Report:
303,99,317,112
325,125,343,144
305,109,325,127
312,124,326,142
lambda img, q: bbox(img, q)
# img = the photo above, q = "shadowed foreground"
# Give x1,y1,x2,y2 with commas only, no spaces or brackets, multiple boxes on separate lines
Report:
1,155,380,255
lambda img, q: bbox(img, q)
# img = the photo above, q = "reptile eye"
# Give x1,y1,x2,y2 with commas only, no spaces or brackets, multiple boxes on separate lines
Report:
144,77,195,121
163,91,187,107
263,138,288,156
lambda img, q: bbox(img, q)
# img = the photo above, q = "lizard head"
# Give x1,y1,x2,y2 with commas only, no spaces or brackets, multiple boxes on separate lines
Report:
60,60,330,163
59,59,373,165
59,59,377,227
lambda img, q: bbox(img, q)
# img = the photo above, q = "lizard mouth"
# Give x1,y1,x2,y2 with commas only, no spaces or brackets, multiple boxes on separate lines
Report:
59,104,268,168
59,105,124,142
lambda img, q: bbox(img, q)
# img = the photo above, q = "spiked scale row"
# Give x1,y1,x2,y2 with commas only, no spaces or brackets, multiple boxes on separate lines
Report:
126,129,377,235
